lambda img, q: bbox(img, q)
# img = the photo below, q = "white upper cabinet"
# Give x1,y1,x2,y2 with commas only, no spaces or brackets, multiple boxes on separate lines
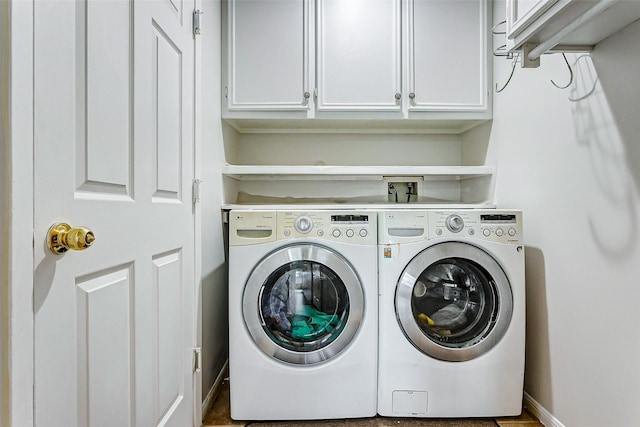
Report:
316,0,402,113
506,0,557,41
506,0,640,59
222,0,491,131
224,0,311,113
408,0,488,112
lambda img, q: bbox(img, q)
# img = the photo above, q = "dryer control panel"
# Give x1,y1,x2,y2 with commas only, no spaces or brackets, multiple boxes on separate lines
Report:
429,210,522,244
278,211,376,245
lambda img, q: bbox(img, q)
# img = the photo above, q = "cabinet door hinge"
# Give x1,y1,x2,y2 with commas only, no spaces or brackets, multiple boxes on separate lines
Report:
193,9,203,37
194,347,202,373
192,179,202,204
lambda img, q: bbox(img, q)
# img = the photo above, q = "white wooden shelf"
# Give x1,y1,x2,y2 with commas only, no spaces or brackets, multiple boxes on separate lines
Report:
222,202,497,210
222,165,494,181
222,118,490,135
222,164,495,208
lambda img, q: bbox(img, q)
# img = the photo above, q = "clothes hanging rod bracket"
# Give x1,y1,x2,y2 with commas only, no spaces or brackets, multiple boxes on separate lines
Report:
521,43,540,68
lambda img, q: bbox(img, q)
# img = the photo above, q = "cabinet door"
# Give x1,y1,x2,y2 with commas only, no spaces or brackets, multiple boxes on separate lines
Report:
316,0,402,112
506,0,559,39
408,0,488,111
227,0,310,111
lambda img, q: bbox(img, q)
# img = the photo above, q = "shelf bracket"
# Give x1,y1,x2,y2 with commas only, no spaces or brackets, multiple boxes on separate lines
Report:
521,43,540,68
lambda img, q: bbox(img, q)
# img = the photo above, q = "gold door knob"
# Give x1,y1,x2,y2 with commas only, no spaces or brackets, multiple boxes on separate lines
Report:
47,223,96,255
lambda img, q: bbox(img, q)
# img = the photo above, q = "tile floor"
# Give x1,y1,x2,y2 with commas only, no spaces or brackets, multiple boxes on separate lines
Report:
203,380,544,427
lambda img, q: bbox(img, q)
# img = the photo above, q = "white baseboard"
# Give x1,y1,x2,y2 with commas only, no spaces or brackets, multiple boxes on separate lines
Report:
524,392,566,427
202,359,229,416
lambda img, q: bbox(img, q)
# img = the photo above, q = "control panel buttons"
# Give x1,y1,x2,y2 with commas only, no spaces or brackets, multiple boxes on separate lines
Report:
359,229,368,237
445,214,464,233
317,229,324,236
483,228,491,237
346,229,354,238
284,229,291,237
332,229,341,238
436,228,443,236
496,228,504,237
468,228,475,236
294,215,314,234
508,228,516,237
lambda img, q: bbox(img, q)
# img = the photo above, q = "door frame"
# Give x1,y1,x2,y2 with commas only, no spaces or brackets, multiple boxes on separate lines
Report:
3,1,35,426
2,1,203,425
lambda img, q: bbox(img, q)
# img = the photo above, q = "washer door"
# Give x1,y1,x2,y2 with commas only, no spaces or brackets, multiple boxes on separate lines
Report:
396,242,513,362
243,243,364,365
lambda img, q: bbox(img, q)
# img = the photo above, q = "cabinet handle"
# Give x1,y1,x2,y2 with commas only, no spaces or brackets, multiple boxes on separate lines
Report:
303,91,311,99
409,93,416,100
395,93,401,100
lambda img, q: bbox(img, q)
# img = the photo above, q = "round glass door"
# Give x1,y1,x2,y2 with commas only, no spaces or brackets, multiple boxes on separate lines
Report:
243,244,364,365
396,242,513,362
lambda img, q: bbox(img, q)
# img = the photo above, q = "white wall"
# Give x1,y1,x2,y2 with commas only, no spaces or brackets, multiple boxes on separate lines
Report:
200,0,229,404
472,3,640,425
232,133,461,165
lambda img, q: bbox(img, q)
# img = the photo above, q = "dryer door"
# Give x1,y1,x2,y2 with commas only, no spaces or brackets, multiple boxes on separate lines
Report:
396,242,513,362
243,243,364,365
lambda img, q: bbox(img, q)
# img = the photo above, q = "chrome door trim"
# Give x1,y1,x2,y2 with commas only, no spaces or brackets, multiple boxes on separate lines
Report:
243,243,364,365
396,241,513,362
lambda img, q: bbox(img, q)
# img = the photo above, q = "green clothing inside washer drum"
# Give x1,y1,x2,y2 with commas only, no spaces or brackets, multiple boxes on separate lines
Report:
291,306,339,340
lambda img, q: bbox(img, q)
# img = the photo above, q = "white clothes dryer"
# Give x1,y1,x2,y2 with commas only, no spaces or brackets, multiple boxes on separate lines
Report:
377,210,525,418
228,210,378,420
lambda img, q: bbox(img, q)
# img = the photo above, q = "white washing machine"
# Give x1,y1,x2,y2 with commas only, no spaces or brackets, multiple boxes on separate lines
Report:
228,210,378,420
377,210,525,418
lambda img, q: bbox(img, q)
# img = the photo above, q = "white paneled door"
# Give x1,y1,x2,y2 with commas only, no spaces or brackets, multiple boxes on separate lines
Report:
33,1,196,427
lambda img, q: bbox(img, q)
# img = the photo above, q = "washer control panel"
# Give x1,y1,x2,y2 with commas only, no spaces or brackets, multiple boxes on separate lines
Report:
278,211,376,244
429,210,522,243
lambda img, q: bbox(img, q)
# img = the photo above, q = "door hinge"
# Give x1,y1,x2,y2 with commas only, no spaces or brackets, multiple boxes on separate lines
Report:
193,9,203,37
194,347,202,373
192,179,202,204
